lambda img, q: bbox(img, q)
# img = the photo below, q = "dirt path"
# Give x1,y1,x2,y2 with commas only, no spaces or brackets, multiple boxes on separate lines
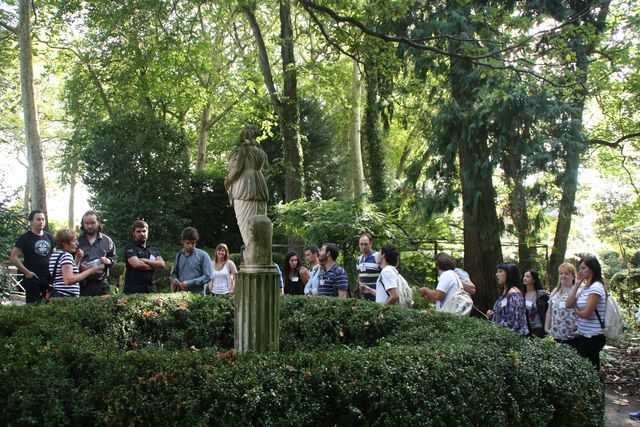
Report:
604,340,640,426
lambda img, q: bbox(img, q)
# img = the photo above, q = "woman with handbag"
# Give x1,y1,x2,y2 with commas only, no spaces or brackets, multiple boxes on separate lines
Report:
486,263,529,337
545,263,578,347
523,270,549,338
565,256,606,369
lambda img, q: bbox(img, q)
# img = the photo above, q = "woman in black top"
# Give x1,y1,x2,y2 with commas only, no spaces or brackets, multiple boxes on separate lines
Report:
282,251,309,295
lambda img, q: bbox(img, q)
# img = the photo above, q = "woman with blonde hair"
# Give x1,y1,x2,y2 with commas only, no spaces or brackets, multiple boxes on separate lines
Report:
209,243,238,295
545,263,578,347
49,228,102,298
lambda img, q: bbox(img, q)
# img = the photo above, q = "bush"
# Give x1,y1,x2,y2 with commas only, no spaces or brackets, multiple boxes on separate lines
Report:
0,294,603,426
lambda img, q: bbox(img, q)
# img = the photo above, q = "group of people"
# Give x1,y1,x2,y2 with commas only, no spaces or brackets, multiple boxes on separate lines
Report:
9,210,618,372
486,258,610,369
9,210,239,301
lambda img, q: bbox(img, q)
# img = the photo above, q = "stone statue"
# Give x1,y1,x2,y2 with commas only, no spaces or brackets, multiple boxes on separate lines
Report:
224,126,270,267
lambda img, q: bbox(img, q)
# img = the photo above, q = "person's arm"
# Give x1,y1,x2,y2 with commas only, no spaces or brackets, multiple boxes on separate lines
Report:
385,287,399,306
299,267,310,285
169,253,182,289
224,261,236,293
575,292,602,319
419,287,446,302
103,238,117,266
74,248,84,266
336,269,349,299
461,280,476,295
564,282,581,309
143,256,165,270
61,263,102,285
127,256,152,271
544,302,552,333
9,247,35,278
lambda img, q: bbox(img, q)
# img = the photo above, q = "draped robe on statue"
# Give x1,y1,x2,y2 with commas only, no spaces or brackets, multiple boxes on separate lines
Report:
224,140,269,248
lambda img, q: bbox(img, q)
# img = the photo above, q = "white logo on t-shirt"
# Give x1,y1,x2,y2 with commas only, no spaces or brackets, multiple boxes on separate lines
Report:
34,239,51,256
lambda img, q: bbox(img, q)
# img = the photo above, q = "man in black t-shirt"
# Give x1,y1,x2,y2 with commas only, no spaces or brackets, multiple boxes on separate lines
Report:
10,210,55,303
123,220,165,294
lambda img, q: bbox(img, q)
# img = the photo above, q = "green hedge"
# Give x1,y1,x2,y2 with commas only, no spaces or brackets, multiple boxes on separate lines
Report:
0,294,603,426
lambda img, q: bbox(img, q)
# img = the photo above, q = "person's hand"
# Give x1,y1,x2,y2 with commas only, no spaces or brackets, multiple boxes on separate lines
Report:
24,270,36,279
359,285,372,296
419,287,430,300
486,309,494,320
90,264,103,274
76,248,84,259
100,257,111,265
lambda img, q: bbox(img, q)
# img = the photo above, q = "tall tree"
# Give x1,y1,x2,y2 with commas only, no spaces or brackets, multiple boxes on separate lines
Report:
544,0,611,285
1,0,47,215
243,0,304,204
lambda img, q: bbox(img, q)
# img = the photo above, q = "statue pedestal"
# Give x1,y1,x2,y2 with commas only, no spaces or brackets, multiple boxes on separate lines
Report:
234,266,280,354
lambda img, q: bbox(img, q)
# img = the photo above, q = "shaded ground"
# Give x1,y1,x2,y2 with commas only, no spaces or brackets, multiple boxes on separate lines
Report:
604,337,640,426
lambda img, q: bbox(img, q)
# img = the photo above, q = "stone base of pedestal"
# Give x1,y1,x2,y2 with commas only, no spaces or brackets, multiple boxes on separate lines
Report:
234,269,280,353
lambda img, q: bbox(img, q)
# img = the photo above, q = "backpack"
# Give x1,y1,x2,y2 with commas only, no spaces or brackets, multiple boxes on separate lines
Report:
396,272,414,309
595,293,624,340
440,274,473,316
382,267,413,309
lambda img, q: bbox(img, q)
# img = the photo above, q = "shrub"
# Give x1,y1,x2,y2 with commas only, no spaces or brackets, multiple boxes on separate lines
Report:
0,294,603,426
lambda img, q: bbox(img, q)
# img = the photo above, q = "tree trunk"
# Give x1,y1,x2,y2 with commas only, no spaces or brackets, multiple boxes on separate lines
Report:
508,177,534,270
450,54,502,313
196,103,212,172
280,0,304,203
17,0,47,216
347,60,365,197
68,172,76,229
547,1,610,286
363,61,386,202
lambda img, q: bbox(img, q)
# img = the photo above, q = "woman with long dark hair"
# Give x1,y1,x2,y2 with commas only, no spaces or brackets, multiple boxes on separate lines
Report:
282,251,309,295
486,263,529,337
565,256,607,369
523,270,549,338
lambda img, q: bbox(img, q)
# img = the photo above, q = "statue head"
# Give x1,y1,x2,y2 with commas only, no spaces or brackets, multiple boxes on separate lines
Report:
240,125,259,144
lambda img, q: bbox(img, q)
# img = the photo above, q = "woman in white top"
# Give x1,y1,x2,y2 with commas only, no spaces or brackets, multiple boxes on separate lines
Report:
565,256,607,369
545,263,578,347
209,243,237,295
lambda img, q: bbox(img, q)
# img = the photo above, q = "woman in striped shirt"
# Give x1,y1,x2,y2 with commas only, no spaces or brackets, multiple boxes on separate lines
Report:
565,256,607,369
49,228,102,298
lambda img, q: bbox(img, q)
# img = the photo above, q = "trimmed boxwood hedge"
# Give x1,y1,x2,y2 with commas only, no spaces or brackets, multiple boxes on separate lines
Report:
0,294,603,426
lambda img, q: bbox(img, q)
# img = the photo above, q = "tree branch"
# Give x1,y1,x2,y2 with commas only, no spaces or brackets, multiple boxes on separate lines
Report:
589,132,640,148
242,5,282,116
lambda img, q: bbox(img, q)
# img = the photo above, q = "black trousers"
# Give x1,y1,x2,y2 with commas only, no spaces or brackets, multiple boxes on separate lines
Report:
22,275,49,303
576,334,606,369
80,279,110,297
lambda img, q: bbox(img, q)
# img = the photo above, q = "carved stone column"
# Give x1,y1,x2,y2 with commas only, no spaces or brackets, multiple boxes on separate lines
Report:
234,214,280,353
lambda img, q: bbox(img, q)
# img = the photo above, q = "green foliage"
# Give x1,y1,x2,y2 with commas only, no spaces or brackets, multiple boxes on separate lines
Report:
0,295,603,426
273,197,404,274
0,180,25,261
81,113,191,245
182,170,243,252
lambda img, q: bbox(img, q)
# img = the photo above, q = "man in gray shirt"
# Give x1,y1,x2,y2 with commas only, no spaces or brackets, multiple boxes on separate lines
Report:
170,227,213,295
78,210,117,296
